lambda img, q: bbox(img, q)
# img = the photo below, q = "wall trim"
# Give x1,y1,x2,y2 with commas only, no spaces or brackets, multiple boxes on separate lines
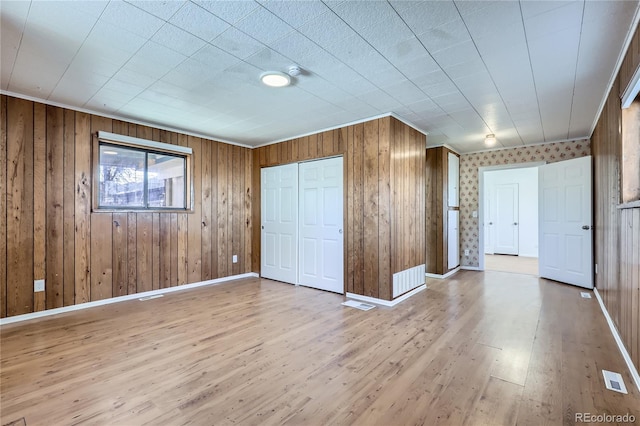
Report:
346,284,426,307
461,138,589,156
0,90,254,149
460,266,482,271
425,267,460,279
256,112,428,149
593,287,640,393
427,143,461,155
0,273,259,326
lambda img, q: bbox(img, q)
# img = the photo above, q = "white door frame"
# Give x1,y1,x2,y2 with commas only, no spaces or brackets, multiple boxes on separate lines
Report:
478,161,545,271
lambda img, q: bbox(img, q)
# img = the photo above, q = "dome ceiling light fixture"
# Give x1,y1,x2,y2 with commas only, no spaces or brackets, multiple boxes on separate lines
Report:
484,133,497,146
260,71,291,88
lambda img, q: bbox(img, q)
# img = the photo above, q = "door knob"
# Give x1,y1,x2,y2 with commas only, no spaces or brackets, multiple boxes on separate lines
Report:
582,225,591,230
339,229,343,234
513,222,518,225
488,222,493,225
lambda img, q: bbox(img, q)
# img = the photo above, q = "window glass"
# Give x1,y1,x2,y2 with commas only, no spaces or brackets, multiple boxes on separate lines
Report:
148,153,186,208
99,145,145,207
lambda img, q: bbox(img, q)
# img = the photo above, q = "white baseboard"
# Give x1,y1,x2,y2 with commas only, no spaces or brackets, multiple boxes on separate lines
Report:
0,272,259,326
594,287,640,392
346,284,426,307
461,266,482,271
425,267,460,279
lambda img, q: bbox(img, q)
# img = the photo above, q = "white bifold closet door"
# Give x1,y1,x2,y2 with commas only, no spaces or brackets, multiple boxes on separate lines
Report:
261,163,298,284
299,157,344,293
260,157,344,294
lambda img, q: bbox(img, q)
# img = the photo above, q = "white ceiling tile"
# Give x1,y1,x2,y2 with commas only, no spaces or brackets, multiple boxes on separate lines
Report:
245,47,293,72
85,20,148,56
297,11,356,47
1,1,29,89
432,40,479,69
169,2,230,41
196,0,260,25
211,27,265,59
394,1,460,35
100,1,165,39
260,0,330,29
268,31,321,61
152,23,207,56
234,7,294,45
523,1,583,41
124,0,186,20
191,44,242,72
125,41,187,80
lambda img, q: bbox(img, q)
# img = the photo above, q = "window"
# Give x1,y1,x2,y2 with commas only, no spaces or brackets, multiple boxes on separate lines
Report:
95,131,192,211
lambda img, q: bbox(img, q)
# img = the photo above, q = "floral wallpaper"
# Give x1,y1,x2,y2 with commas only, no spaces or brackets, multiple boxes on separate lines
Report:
459,139,591,267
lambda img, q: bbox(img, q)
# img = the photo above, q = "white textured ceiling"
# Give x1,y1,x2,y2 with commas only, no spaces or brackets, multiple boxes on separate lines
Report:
1,0,638,152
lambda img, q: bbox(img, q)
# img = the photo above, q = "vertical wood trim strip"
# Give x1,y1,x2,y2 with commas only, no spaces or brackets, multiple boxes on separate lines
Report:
45,105,65,308
74,112,91,304
378,117,391,300
7,98,35,316
187,136,202,283
33,103,47,312
201,140,212,280
363,119,379,298
0,96,7,318
63,109,75,306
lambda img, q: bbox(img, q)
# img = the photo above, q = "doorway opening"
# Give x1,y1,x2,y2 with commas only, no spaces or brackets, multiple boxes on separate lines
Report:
479,162,544,275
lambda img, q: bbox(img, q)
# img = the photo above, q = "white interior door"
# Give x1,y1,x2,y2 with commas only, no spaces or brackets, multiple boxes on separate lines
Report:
299,157,344,293
447,210,459,269
494,183,519,255
261,164,298,284
539,156,593,289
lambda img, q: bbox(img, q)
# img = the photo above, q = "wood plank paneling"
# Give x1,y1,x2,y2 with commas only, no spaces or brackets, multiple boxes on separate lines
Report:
7,97,34,316
34,103,46,312
112,212,128,297
353,124,364,295
187,136,202,284
378,118,391,300
137,213,153,293
45,105,64,308
63,109,75,306
363,119,380,298
74,112,91,304
0,96,7,318
1,96,253,318
201,140,213,280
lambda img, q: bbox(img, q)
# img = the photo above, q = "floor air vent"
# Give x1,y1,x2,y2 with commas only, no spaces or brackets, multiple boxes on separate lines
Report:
602,370,627,394
342,300,375,311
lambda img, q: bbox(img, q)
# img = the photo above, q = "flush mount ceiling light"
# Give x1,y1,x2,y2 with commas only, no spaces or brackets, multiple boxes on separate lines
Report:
484,133,496,146
260,71,291,88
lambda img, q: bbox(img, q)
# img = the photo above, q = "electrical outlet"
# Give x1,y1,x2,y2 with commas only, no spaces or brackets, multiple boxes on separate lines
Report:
232,254,238,263
34,279,45,292
464,249,470,256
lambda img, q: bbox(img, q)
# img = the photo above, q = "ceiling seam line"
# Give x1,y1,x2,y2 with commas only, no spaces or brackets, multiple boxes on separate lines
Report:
387,0,480,136
452,0,526,147
566,0,586,141
518,0,547,142
6,1,32,93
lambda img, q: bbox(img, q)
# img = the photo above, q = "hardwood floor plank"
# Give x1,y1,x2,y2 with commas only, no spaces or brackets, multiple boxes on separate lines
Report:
1,271,639,426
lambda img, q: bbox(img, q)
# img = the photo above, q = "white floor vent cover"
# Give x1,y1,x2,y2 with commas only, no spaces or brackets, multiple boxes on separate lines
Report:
139,294,164,301
602,370,627,394
342,300,375,311
580,292,592,298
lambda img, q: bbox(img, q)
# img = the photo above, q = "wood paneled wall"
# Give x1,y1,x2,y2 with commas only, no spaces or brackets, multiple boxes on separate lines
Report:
0,95,252,318
252,116,425,300
592,23,640,373
425,146,456,275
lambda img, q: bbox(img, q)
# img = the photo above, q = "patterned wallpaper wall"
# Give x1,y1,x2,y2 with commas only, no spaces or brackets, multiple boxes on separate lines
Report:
459,139,591,268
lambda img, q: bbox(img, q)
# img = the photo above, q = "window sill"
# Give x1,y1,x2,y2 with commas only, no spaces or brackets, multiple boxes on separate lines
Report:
617,200,640,209
92,208,194,214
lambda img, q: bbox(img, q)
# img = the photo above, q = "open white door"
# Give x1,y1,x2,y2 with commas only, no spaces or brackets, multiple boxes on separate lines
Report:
261,164,298,284
299,157,344,293
539,156,593,289
494,183,519,255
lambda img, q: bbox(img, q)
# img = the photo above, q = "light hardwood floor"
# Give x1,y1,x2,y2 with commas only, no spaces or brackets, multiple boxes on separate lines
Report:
1,272,638,425
485,254,539,276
